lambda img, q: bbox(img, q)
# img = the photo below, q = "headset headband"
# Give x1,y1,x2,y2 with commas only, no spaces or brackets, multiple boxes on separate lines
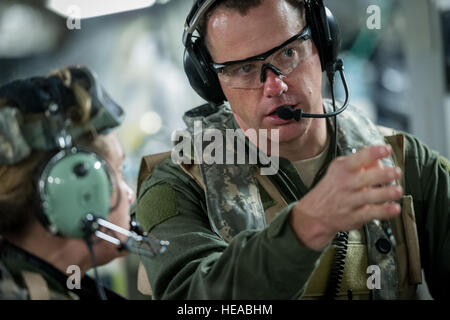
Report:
183,0,216,44
182,0,343,105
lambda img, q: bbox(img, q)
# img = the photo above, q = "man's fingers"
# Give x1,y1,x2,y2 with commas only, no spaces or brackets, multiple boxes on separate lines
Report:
344,145,392,172
353,185,403,207
364,159,384,170
356,202,402,224
352,166,402,190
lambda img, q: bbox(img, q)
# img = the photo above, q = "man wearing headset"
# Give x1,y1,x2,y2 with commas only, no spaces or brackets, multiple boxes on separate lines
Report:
136,0,449,299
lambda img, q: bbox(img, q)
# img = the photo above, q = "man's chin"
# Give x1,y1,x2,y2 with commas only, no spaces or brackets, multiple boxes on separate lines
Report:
270,120,309,144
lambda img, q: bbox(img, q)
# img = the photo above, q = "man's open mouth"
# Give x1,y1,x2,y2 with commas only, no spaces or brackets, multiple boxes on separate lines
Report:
268,105,295,117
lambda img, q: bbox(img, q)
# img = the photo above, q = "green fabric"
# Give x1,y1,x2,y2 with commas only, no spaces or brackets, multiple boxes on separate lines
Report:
439,155,450,171
136,183,178,233
137,156,323,299
137,151,328,299
138,192,322,299
137,129,450,300
400,132,450,300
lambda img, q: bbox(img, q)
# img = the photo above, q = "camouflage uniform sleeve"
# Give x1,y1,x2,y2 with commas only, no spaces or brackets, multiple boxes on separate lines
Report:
136,159,323,299
402,132,450,299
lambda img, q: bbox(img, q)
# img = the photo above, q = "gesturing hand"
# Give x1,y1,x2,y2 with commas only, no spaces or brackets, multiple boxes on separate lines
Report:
290,145,403,251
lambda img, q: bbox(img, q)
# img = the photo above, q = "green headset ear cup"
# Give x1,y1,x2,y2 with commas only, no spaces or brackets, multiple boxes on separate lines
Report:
39,149,112,238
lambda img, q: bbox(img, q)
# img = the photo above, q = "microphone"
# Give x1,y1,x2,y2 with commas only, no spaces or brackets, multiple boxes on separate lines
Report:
83,214,169,258
276,105,303,121
276,59,349,122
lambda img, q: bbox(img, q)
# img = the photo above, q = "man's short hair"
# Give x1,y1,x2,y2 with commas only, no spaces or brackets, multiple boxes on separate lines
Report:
198,0,305,42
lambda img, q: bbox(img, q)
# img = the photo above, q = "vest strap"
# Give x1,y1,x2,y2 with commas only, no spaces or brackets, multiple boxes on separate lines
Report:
137,152,171,196
401,196,422,284
137,262,153,296
255,170,288,224
381,129,422,286
179,163,206,190
21,271,50,300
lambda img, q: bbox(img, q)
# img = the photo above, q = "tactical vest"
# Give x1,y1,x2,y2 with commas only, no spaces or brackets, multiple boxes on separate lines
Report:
0,254,75,300
137,101,422,299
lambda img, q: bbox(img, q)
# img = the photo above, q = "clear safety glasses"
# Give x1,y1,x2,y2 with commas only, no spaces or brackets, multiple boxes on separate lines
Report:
210,26,312,89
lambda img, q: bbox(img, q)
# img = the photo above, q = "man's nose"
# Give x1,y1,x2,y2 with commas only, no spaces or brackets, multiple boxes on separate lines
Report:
262,68,288,98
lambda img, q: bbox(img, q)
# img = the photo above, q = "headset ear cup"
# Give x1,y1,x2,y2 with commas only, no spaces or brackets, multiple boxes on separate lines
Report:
305,1,341,71
323,7,341,69
39,150,112,238
305,0,324,70
183,38,226,105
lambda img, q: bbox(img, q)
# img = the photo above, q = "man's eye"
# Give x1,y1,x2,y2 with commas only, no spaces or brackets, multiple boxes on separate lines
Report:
283,47,295,58
239,64,254,73
225,63,257,77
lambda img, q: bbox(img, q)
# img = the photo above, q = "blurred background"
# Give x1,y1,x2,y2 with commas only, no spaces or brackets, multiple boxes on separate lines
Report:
0,0,448,299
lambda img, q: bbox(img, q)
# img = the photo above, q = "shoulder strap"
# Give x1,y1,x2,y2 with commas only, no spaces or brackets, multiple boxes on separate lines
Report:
377,125,406,188
137,262,153,297
21,271,50,300
255,170,289,224
137,151,172,196
179,163,206,190
377,125,422,286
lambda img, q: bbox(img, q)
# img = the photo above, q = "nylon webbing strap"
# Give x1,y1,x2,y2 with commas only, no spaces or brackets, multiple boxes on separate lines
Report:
137,262,153,296
21,271,50,300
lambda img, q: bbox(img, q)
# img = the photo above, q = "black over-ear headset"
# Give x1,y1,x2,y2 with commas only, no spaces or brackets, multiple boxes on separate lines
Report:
182,0,343,105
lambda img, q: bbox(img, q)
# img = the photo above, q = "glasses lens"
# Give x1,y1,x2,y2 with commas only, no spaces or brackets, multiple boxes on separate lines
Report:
271,39,305,75
219,61,263,89
217,36,311,89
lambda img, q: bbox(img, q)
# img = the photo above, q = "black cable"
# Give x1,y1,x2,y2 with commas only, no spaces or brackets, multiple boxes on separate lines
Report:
84,234,108,300
84,222,107,300
328,75,338,159
327,59,349,161
324,231,349,299
323,61,349,300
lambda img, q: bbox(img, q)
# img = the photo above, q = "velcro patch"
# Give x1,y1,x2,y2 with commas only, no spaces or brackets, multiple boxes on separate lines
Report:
136,183,178,232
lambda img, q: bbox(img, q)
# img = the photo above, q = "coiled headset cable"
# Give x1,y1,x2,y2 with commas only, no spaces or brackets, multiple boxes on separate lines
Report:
324,231,349,299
